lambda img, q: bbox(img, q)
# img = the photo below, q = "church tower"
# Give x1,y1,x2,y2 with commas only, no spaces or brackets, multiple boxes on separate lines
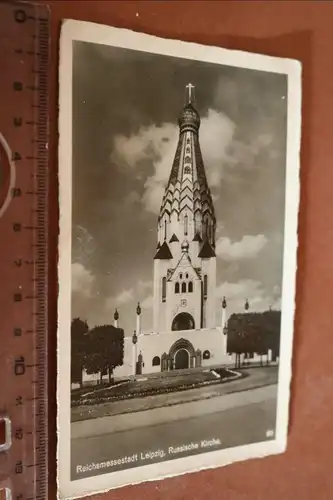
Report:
153,84,217,333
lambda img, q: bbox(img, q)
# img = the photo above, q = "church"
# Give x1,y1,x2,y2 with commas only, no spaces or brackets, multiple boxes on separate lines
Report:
113,84,232,378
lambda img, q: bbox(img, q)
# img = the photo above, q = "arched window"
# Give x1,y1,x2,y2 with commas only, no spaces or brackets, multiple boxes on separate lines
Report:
180,273,183,279
208,221,214,243
184,165,191,174
188,281,193,293
186,146,191,154
203,219,208,239
203,275,208,299
175,282,180,294
184,214,188,236
185,155,191,162
181,282,186,293
164,220,167,240
152,356,160,366
185,273,189,279
162,277,167,302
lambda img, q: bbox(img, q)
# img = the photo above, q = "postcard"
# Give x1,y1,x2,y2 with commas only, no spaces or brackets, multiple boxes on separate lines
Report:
57,19,301,499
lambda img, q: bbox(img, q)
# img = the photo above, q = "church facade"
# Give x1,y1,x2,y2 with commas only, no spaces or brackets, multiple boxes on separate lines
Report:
113,84,232,378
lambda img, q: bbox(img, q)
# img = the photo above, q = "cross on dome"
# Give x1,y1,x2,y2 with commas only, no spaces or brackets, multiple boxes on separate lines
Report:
185,83,195,104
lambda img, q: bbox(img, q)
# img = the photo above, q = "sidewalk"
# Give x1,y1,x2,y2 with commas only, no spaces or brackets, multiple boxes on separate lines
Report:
71,383,277,439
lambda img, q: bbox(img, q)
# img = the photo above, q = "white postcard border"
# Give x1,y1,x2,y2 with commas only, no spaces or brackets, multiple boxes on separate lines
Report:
57,19,302,500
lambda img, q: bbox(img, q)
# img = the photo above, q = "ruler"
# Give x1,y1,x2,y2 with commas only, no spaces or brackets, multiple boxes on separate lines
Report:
0,2,50,500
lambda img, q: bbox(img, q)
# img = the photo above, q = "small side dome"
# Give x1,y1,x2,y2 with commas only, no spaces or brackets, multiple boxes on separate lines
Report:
181,239,189,252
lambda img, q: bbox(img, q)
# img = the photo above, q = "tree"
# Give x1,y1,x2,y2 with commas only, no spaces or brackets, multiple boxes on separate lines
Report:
226,310,281,366
85,325,124,384
71,317,89,387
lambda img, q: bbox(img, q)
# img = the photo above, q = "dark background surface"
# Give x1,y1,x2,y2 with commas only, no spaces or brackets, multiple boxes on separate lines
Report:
42,1,333,499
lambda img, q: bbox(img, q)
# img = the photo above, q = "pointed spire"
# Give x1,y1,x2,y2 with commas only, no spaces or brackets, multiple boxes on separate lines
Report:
198,240,216,258
222,296,227,309
154,241,173,260
136,302,141,316
193,232,202,242
245,299,249,311
169,233,179,243
158,85,216,249
114,309,119,321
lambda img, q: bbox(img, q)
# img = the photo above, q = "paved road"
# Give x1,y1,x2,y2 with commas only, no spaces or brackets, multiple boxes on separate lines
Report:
71,387,277,481
72,366,278,422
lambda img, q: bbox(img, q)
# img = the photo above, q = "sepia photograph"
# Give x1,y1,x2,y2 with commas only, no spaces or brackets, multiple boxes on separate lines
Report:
57,21,301,500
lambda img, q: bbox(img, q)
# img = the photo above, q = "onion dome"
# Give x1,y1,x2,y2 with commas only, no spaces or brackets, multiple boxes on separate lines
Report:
181,239,189,253
178,103,200,134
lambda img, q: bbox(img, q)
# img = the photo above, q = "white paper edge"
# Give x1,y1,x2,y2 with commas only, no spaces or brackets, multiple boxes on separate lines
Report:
57,19,302,500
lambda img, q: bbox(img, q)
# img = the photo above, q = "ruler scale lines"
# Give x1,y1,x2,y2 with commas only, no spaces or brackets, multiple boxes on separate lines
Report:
0,2,50,500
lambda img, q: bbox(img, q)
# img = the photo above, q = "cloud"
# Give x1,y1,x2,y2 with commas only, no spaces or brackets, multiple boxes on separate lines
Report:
137,280,153,294
216,234,268,261
124,190,141,205
111,107,278,217
216,279,281,314
143,179,167,214
141,294,153,310
111,109,235,214
72,225,96,265
71,262,94,297
113,288,134,306
112,123,178,171
217,279,262,301
272,297,281,310
200,109,235,188
104,280,153,323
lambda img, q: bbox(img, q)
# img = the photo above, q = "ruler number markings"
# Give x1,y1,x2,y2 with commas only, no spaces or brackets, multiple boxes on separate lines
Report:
0,3,50,500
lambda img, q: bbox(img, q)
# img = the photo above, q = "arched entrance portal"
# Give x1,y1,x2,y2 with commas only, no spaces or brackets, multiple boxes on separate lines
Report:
168,338,199,371
175,349,189,369
172,312,195,331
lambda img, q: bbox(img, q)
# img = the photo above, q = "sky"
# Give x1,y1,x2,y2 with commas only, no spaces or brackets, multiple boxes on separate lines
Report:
71,40,287,336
